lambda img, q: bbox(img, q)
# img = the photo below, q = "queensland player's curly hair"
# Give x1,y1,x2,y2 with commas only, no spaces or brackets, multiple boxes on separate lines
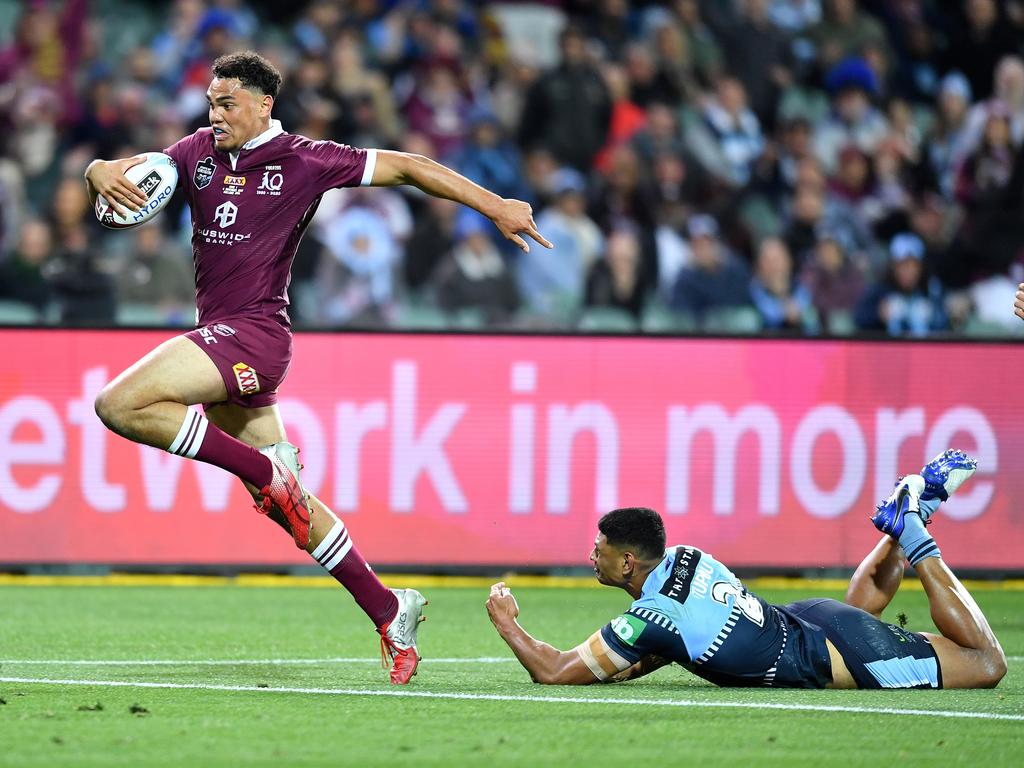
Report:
212,51,282,99
598,507,666,560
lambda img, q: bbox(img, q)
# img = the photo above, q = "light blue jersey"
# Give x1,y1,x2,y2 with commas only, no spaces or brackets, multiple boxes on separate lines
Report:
600,546,832,687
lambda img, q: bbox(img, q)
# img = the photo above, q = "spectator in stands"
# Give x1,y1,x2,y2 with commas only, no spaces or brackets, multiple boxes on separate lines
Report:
436,209,520,324
456,107,530,205
716,0,793,130
330,30,400,147
688,76,765,189
942,0,1019,101
593,63,648,173
800,228,865,331
316,195,400,326
782,168,878,271
402,59,472,162
749,236,813,331
403,195,458,295
809,0,889,72
925,72,975,199
631,102,686,164
0,218,53,311
44,210,116,327
855,233,947,336
954,102,1024,283
962,56,1024,156
524,168,602,317
671,0,724,89
813,57,890,173
272,53,345,140
115,222,194,323
622,42,682,108
670,214,752,320
518,25,612,171
584,227,645,319
767,0,822,33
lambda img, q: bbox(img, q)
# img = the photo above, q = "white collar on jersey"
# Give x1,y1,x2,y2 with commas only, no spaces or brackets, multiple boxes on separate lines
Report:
228,119,285,170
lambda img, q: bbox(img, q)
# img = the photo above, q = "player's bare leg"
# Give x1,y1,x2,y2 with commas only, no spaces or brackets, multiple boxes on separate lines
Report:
94,336,227,444
914,558,1006,688
845,536,904,618
868,450,1005,688
205,402,427,684
94,336,310,547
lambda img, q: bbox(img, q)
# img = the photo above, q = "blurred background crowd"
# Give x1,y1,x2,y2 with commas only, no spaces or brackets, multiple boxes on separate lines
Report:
2,0,1024,336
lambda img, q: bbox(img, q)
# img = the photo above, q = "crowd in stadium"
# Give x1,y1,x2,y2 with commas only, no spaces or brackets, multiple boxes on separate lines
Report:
2,0,1024,336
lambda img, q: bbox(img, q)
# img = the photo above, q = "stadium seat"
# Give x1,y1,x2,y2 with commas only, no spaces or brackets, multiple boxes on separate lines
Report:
116,303,171,327
0,300,41,325
449,307,487,329
577,307,638,333
962,317,1016,338
824,310,857,337
395,303,449,330
641,303,696,333
701,306,764,334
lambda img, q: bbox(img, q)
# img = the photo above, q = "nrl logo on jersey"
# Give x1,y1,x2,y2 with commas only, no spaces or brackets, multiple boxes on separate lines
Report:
194,156,216,189
257,165,284,196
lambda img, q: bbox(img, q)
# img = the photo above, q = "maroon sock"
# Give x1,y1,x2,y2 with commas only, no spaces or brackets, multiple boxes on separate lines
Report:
310,518,398,627
169,408,273,488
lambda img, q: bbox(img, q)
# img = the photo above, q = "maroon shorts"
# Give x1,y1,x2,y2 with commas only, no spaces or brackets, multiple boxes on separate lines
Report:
183,317,293,409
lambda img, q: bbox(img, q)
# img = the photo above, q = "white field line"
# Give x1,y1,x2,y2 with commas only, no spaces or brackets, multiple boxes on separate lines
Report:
0,657,513,666
2,655,1022,665
0,676,1021,722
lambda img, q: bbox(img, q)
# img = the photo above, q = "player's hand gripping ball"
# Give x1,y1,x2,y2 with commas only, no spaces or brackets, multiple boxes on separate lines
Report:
94,152,178,229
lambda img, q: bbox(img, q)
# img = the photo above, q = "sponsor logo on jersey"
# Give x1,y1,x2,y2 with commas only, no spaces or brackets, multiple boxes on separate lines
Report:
213,201,238,228
257,169,284,196
659,546,702,604
232,362,260,395
610,615,646,646
200,228,252,246
222,175,246,196
194,156,216,189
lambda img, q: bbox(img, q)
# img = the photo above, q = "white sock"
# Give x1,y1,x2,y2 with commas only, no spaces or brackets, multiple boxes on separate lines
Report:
310,519,353,571
168,408,209,459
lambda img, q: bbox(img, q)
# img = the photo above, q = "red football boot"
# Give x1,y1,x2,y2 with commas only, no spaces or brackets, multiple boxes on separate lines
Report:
255,442,311,550
378,588,428,685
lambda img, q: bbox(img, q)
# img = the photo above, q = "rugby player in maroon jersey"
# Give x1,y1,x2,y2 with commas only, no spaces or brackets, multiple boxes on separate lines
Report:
84,50,552,685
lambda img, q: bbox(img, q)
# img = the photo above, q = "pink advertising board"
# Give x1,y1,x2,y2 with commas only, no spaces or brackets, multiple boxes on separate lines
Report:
0,329,1021,569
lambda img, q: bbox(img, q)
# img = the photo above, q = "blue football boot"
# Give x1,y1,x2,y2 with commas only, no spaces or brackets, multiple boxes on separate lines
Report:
919,449,978,515
871,474,925,538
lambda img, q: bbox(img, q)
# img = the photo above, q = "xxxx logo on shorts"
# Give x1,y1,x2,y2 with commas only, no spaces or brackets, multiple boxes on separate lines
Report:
232,362,260,395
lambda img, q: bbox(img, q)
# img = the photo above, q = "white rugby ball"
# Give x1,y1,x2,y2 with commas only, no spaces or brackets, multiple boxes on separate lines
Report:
95,152,178,230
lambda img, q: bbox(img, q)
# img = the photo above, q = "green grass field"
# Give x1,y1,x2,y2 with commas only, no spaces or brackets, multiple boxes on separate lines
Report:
1,581,1022,767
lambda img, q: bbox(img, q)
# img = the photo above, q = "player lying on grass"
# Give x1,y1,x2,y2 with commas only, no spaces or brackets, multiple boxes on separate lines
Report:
487,449,1006,689
84,50,551,684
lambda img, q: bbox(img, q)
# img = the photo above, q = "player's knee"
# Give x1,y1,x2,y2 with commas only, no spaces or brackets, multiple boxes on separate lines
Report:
980,650,1008,688
94,384,129,434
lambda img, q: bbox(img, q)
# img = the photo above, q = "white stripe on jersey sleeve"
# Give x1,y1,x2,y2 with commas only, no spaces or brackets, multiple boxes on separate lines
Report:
360,148,378,186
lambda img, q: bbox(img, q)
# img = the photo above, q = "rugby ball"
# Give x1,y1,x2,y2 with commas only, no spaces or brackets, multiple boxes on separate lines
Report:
95,152,178,230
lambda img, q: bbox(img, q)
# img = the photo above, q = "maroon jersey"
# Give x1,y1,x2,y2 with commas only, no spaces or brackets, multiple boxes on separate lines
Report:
163,121,375,327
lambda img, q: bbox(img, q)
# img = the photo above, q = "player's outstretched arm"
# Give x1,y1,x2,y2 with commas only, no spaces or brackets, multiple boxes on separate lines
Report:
1014,283,1024,321
486,582,599,685
370,150,553,253
84,156,149,217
